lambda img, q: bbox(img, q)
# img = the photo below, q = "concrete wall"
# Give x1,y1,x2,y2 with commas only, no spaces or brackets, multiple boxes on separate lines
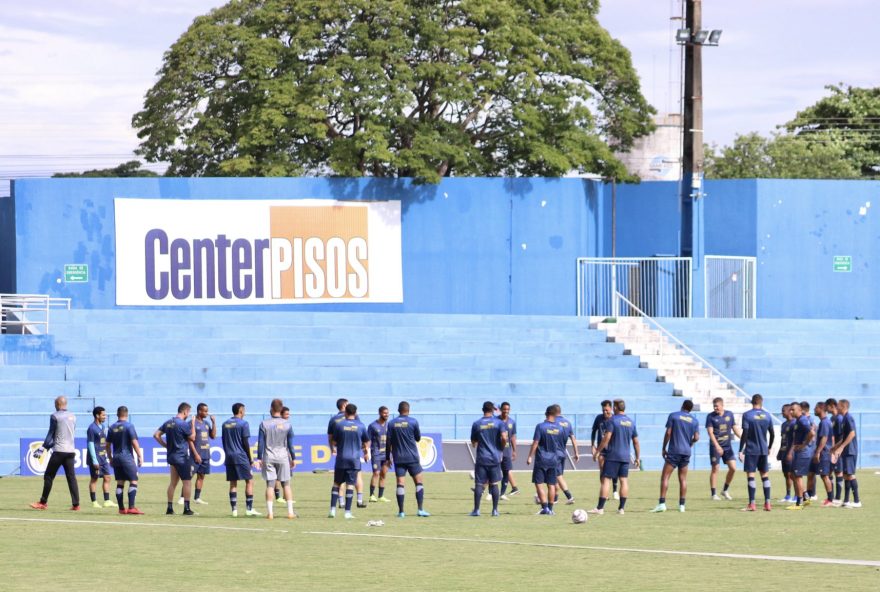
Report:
8,177,602,315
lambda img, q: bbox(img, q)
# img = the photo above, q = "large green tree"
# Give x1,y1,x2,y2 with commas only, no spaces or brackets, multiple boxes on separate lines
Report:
133,0,654,182
52,160,159,178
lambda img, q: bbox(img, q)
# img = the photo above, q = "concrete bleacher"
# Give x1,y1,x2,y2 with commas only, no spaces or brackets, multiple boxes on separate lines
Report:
662,318,880,467
0,310,679,474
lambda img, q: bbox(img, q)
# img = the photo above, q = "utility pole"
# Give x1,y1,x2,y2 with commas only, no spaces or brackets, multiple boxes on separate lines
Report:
680,0,703,261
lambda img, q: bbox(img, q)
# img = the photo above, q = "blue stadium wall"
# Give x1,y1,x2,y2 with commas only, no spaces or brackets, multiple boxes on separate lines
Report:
4,177,603,314
4,177,879,318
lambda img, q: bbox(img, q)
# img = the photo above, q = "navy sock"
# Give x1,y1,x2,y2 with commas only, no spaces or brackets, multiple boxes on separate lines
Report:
116,487,124,510
679,498,685,506
597,496,607,510
762,478,771,502
378,486,385,498
844,480,851,503
500,473,509,496
835,477,843,499
167,502,174,512
229,492,237,510
184,500,190,511
619,496,627,510
103,491,110,501
852,479,860,503
345,490,354,512
710,488,716,496
563,490,573,500
490,484,500,511
330,486,340,510
246,495,254,511
473,484,484,512
396,486,405,512
747,478,756,504
659,497,666,504
612,478,618,492
370,485,375,496
89,491,96,502
415,484,424,510
723,482,730,492
128,486,137,508
194,488,201,500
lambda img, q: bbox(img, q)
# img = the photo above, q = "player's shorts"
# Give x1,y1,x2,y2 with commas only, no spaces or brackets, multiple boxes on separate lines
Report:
743,454,769,474
665,453,690,469
263,460,291,484
602,460,630,479
334,467,359,486
394,462,423,478
500,456,513,472
89,458,111,479
532,465,557,485
112,459,138,482
710,447,735,465
169,460,193,480
841,455,857,475
193,457,211,475
810,454,831,476
792,453,811,477
780,458,792,474
225,462,253,482
474,463,502,484
371,455,387,472
557,458,566,476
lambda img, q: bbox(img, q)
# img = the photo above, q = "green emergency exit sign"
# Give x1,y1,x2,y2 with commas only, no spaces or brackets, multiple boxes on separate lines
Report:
833,256,852,273
64,264,88,283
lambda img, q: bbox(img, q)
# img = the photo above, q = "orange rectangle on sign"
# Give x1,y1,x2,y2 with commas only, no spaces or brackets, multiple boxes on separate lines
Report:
269,205,370,299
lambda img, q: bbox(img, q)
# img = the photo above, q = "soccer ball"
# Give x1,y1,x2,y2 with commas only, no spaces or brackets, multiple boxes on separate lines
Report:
571,509,588,524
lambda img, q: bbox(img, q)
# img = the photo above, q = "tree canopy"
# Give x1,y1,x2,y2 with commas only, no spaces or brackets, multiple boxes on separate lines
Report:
52,160,159,178
706,84,879,180
132,0,654,182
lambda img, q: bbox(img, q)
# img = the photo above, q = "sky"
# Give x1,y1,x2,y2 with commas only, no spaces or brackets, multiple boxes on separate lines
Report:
1,0,878,194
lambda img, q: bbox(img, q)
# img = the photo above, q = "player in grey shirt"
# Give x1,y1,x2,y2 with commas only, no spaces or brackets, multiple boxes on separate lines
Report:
256,398,296,519
30,396,80,510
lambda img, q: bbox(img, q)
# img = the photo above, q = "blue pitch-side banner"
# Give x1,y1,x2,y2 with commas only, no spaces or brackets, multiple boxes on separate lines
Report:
19,433,444,476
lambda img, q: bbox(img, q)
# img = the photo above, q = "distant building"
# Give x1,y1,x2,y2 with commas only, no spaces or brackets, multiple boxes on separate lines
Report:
616,114,682,181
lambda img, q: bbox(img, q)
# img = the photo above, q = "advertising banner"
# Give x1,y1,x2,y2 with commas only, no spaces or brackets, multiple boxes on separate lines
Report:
19,433,443,476
115,198,403,305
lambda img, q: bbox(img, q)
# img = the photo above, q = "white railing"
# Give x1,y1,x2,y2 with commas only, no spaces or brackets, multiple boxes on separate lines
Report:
577,257,692,318
0,293,70,334
705,255,757,318
613,290,752,400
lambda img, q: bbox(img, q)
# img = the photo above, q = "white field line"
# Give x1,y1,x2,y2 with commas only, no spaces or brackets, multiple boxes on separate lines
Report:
0,516,287,533
305,531,880,568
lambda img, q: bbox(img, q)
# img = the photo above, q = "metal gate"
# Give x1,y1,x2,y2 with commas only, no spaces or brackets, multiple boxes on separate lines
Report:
704,256,757,318
576,257,692,317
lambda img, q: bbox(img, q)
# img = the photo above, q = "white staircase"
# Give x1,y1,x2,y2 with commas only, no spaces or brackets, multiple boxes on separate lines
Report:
590,316,749,412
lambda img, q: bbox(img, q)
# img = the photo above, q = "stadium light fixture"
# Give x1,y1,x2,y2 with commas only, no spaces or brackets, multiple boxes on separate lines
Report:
692,29,710,44
707,29,723,45
675,28,691,44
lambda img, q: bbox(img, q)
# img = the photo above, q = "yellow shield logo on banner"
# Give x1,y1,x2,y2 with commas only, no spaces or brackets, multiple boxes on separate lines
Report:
417,437,438,469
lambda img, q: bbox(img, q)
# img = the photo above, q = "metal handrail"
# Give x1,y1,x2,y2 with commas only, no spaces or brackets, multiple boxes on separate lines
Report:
0,293,69,334
612,291,751,400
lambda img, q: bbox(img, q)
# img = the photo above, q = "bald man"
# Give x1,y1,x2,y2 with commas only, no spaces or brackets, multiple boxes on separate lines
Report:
30,396,80,510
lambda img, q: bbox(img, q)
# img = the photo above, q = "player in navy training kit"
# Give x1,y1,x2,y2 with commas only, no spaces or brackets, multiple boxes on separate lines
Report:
222,403,259,517
552,404,580,505
706,397,741,500
329,403,370,519
186,402,216,506
590,399,640,516
154,402,200,516
105,406,144,515
811,402,835,506
776,404,795,503
470,401,509,517
368,406,391,503
498,402,520,499
825,398,845,504
830,399,862,508
328,398,366,509
591,400,618,499
527,406,564,515
738,394,775,512
386,401,430,518
784,402,814,509
86,406,114,508
652,400,700,513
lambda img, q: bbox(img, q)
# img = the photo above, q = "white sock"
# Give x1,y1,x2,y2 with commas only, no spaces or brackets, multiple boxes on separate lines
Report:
287,500,294,514
267,500,273,514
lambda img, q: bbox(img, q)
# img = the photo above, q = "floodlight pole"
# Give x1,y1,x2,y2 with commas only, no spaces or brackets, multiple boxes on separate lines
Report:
680,0,703,266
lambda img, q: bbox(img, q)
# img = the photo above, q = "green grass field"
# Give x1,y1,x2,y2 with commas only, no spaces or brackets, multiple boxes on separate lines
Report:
2,470,879,590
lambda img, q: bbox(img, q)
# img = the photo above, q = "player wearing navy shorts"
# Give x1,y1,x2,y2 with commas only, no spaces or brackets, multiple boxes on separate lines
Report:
526,406,564,515
830,399,861,508
187,403,216,506
825,398,845,504
738,394,775,512
328,398,366,508
106,406,144,515
776,404,794,503
591,400,617,499
86,406,114,508
552,405,579,505
706,397,741,500
368,406,391,503
811,402,835,506
470,401,509,517
222,403,259,517
154,402,200,516
652,400,700,513
386,401,430,518
785,402,814,510
498,402,520,499
329,403,370,519
590,399,639,516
